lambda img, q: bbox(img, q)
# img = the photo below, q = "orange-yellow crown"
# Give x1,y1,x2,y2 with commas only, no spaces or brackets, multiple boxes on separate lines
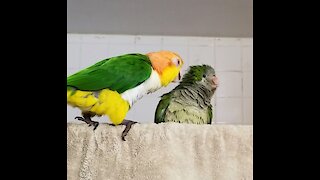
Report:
146,50,184,74
146,50,184,86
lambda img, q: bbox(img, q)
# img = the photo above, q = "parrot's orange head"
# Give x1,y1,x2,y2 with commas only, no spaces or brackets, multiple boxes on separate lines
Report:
146,50,184,86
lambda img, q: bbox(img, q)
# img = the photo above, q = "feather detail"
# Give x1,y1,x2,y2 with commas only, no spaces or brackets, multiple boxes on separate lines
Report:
121,70,162,107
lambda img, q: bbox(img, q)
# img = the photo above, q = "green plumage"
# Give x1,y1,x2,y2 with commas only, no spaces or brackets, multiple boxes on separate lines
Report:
155,65,216,124
67,54,152,93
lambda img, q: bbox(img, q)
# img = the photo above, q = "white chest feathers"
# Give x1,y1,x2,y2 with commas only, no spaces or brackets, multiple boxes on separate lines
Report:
121,70,162,107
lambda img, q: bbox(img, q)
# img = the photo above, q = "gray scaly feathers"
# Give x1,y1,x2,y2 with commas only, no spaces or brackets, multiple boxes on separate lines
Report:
155,65,217,124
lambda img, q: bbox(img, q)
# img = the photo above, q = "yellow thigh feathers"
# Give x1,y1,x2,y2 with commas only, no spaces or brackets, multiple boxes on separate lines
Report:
67,89,129,125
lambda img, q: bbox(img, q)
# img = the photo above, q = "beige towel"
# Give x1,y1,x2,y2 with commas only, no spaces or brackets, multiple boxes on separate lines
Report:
67,123,252,180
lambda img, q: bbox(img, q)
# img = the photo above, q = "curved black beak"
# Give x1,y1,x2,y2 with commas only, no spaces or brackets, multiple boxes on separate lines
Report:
173,71,181,83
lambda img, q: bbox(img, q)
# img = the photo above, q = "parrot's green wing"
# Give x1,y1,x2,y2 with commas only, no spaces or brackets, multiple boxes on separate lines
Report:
67,54,152,93
154,93,173,123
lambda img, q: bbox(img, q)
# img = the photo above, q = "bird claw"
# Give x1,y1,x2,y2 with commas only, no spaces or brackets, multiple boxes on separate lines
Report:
121,120,138,141
75,116,84,121
93,122,99,130
75,116,99,130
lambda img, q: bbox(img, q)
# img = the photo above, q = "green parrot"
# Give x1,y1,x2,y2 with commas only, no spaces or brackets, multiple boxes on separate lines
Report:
154,65,219,124
67,51,184,140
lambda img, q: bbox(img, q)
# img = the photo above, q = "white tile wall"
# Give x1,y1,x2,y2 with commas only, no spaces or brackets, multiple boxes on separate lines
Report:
216,72,242,98
216,46,242,71
67,34,82,43
81,34,109,44
135,44,162,54
107,35,135,44
188,37,214,47
67,43,81,69
80,43,110,68
243,72,253,98
216,38,241,46
242,46,253,72
67,105,82,123
125,96,160,123
163,36,188,45
67,34,253,125
216,98,243,124
189,46,215,66
135,35,162,45
240,38,253,46
243,98,253,124
106,44,136,58
67,68,79,76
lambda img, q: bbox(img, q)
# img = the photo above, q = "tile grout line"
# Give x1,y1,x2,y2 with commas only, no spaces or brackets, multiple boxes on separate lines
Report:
240,40,245,124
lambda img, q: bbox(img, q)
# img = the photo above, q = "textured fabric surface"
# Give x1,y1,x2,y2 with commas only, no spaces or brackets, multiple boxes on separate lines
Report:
67,123,253,180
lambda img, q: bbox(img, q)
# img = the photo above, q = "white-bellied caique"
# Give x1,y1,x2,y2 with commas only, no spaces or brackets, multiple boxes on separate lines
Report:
67,51,184,140
154,65,218,124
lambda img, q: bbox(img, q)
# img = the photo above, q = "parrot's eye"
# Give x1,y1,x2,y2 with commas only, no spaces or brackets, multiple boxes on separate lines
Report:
203,74,206,78
172,58,180,67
